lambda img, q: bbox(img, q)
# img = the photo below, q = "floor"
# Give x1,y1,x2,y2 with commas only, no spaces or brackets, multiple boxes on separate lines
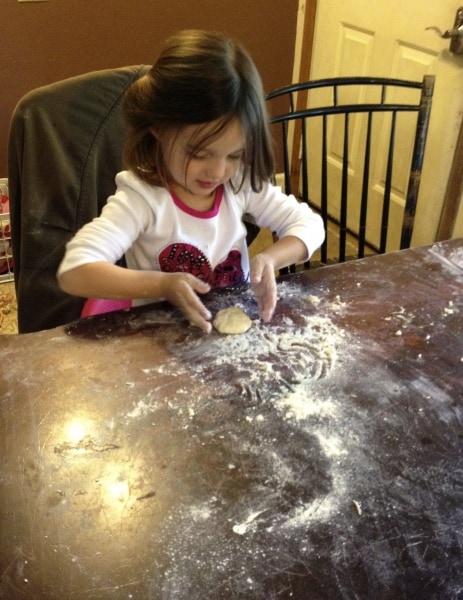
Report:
0,223,369,336
0,280,17,334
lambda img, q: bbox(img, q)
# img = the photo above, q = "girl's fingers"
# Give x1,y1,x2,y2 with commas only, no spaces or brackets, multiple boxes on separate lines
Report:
163,274,212,331
250,256,277,322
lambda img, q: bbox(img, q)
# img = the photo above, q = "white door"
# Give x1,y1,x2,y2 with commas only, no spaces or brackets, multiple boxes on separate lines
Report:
304,0,463,248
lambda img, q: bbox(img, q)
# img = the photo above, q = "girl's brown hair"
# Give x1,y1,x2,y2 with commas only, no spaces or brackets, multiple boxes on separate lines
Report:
123,30,274,192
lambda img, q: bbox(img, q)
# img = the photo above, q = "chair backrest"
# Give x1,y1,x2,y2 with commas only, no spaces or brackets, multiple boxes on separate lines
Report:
8,65,150,333
266,76,434,268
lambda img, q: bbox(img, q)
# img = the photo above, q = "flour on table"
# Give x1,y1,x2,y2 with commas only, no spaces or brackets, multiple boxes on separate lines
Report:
119,281,398,598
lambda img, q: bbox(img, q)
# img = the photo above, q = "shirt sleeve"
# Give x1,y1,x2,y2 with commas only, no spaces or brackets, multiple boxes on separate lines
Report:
57,172,154,276
242,180,325,260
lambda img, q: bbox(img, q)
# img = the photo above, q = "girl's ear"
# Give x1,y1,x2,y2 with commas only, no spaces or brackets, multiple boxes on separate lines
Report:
150,127,159,139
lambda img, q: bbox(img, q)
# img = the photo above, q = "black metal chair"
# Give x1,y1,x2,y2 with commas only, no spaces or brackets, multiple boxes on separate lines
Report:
8,66,152,333
266,76,435,268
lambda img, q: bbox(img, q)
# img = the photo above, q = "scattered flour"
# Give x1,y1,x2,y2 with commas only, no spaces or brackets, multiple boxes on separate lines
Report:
122,296,369,598
92,280,418,597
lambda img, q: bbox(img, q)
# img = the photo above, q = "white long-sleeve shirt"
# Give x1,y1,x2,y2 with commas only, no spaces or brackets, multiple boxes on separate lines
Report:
58,170,324,291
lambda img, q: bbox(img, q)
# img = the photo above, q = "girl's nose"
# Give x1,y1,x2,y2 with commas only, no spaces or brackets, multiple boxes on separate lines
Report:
205,158,226,180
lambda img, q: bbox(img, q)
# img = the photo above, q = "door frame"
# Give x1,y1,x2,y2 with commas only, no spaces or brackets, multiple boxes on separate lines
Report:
437,117,463,240
289,0,318,191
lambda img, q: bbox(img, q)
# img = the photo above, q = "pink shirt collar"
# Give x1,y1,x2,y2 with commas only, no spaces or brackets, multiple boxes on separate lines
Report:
170,185,224,219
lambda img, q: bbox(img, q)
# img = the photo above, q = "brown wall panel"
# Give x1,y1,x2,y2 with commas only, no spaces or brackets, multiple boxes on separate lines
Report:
1,0,298,175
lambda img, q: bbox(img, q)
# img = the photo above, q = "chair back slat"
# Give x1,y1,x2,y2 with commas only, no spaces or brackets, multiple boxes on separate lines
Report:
281,120,291,196
401,75,435,249
359,112,373,258
380,111,397,254
321,114,328,265
339,113,349,262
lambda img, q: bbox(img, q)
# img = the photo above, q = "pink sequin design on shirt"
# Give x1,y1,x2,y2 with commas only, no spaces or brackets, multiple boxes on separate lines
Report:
159,243,245,287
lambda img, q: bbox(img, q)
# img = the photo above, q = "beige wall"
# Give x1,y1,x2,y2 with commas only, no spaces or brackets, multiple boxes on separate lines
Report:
1,0,298,175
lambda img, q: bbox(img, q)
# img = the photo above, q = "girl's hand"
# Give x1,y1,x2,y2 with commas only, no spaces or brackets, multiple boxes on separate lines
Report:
159,273,212,333
250,253,277,321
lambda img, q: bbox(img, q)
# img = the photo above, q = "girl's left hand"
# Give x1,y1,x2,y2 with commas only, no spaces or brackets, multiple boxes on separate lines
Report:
250,254,277,321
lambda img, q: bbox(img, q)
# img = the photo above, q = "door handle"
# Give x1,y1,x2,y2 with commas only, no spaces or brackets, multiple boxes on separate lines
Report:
426,6,463,55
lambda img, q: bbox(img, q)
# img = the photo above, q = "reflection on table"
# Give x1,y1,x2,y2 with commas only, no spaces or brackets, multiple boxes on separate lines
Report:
1,239,462,599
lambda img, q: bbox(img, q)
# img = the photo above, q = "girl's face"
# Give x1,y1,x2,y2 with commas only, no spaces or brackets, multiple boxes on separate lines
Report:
158,118,246,209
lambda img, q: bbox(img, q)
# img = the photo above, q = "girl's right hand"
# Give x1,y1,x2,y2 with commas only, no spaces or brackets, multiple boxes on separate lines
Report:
159,273,212,333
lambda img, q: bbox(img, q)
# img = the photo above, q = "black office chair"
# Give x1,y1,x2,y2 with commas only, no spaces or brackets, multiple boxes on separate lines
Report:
8,65,151,333
266,76,435,268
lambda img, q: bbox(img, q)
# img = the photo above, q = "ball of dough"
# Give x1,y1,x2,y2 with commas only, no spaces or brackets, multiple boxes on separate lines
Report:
213,306,253,335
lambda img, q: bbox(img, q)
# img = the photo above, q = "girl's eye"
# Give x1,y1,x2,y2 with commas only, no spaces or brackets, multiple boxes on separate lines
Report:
187,148,208,160
187,150,243,161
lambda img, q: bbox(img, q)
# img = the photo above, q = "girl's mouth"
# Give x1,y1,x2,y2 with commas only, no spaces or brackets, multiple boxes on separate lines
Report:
197,180,218,190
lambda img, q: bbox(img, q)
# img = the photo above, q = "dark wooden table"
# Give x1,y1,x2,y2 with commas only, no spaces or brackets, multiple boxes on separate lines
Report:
1,239,462,600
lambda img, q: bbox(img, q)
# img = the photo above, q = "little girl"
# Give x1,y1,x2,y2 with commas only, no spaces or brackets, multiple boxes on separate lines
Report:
57,30,324,332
